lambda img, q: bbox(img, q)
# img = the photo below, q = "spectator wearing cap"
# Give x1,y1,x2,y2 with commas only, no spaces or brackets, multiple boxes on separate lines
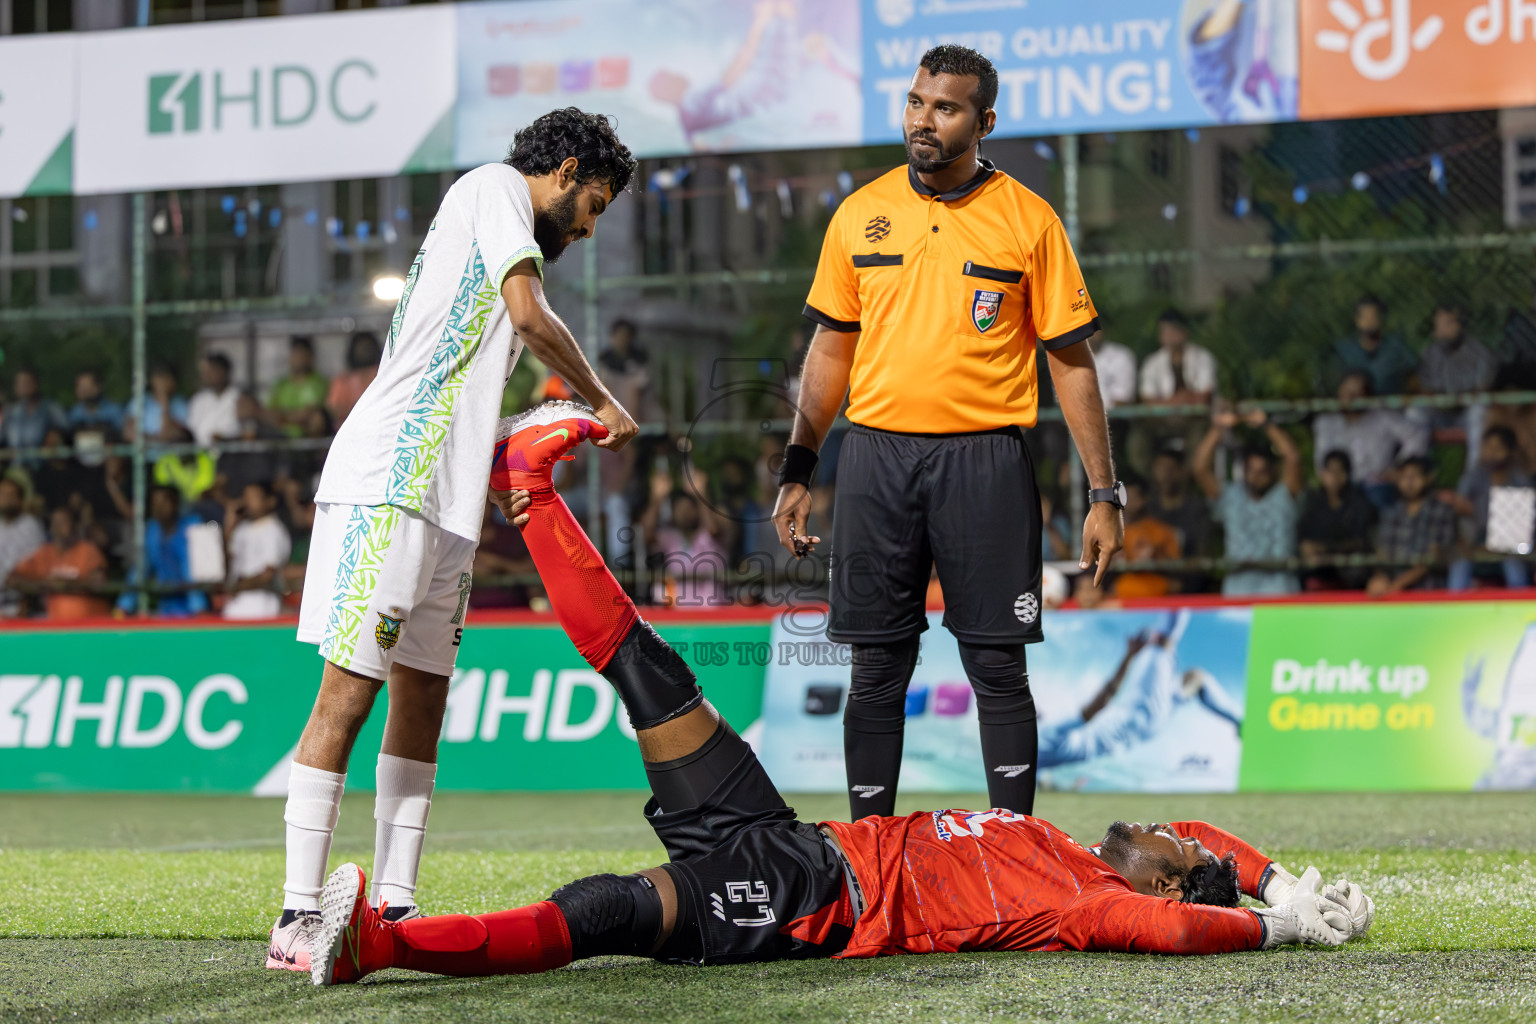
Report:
187,352,241,448
1297,449,1378,591
1331,295,1417,396
268,337,331,438
0,477,46,616
1311,370,1428,509
7,504,110,620
2,368,67,467
1369,456,1456,595
1138,309,1216,406
1443,426,1532,591
1193,408,1304,596
68,370,124,434
326,331,381,426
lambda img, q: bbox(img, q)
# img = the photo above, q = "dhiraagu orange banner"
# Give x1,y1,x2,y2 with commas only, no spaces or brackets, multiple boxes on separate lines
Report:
1239,601,1536,791
1299,0,1536,120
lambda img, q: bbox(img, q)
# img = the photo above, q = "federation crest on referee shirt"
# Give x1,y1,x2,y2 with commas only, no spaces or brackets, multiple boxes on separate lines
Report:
375,611,405,651
972,289,1003,333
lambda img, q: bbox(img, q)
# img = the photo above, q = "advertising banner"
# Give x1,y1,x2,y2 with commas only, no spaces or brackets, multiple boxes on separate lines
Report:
1239,602,1536,791
758,608,1251,795
72,6,457,195
454,0,864,166
861,0,1299,143
1299,0,1536,120
0,619,767,793
0,34,76,198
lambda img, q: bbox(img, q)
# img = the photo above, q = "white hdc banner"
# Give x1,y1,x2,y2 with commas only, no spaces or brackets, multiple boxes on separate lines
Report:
72,6,456,196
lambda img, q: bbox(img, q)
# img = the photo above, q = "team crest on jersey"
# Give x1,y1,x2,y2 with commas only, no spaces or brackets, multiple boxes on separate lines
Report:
865,215,891,243
972,289,1003,333
375,611,405,651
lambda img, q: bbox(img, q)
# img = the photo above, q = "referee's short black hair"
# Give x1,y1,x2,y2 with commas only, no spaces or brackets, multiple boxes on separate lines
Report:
506,108,637,196
918,45,999,112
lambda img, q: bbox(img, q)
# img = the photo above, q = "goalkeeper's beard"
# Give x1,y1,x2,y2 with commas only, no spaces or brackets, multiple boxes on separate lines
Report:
1099,821,1137,865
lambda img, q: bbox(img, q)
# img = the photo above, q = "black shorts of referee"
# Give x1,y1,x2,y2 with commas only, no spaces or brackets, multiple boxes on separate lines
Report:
828,424,1043,646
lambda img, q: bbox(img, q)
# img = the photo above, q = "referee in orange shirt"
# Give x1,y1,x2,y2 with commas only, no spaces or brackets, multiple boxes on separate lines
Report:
772,46,1124,820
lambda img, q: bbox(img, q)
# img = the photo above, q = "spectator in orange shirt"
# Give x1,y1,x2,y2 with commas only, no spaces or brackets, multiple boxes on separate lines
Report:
1114,474,1182,599
7,504,110,620
325,332,381,426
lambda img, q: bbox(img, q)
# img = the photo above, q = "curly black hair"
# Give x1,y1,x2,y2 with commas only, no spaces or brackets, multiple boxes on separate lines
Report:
918,44,999,111
506,108,637,196
1179,852,1241,908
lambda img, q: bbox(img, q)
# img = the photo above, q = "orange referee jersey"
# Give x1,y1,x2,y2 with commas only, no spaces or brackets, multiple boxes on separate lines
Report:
804,161,1099,434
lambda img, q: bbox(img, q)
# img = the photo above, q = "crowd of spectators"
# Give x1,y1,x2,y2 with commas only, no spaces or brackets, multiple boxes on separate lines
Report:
0,332,378,622
1073,294,1536,602
3,293,1535,620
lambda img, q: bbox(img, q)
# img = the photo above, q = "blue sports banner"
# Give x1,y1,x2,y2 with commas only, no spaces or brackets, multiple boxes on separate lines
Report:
455,0,864,166
861,0,1299,143
758,607,1253,795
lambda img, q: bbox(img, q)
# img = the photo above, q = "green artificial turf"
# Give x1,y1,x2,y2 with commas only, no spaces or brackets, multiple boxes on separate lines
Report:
2,791,1534,1023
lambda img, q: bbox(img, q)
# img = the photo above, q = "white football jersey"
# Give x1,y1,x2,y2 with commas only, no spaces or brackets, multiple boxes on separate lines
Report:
316,163,542,541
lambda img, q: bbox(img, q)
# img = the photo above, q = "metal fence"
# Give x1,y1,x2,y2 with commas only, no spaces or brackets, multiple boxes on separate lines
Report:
3,109,1536,609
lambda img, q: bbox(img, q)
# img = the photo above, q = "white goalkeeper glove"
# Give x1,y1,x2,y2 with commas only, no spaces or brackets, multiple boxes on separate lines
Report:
1260,862,1299,907
1254,867,1352,948
1320,878,1375,939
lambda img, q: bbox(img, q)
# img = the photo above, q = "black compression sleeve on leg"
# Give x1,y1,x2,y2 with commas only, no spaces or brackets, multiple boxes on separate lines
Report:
548,873,663,960
644,719,755,814
602,620,704,730
655,864,703,964
958,641,1039,816
843,639,920,819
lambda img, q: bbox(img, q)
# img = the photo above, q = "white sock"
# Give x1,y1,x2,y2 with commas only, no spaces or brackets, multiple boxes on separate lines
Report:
283,762,346,913
371,753,437,910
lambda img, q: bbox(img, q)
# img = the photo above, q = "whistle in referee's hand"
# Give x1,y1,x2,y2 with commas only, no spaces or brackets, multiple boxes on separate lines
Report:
789,522,810,559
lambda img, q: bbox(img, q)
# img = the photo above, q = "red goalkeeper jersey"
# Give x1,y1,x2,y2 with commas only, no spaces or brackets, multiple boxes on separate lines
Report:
818,812,1271,958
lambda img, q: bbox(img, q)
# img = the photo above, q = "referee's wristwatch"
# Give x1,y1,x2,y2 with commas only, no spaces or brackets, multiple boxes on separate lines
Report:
1088,481,1128,510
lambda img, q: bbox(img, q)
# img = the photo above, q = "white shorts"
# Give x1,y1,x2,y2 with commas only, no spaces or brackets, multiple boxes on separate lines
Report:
297,502,477,680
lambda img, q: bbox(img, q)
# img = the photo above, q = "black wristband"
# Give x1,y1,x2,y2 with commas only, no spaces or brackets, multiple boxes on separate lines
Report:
779,444,820,488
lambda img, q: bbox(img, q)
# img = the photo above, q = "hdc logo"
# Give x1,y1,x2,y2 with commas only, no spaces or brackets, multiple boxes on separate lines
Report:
147,60,377,135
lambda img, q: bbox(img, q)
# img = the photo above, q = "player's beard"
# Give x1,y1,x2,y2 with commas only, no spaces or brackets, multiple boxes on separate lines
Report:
534,188,581,264
1099,821,1137,863
904,128,972,173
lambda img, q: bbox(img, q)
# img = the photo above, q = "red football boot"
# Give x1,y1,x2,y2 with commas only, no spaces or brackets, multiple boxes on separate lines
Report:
490,401,608,493
311,864,396,986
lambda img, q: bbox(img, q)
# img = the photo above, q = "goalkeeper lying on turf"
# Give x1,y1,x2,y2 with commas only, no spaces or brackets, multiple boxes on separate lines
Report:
310,403,1375,985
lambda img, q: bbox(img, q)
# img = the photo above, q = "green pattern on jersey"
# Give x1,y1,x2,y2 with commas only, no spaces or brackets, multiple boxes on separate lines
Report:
383,239,497,509
387,235,428,358
320,503,404,669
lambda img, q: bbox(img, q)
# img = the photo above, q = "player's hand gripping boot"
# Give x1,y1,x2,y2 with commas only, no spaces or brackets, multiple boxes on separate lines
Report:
490,401,609,493
312,863,396,986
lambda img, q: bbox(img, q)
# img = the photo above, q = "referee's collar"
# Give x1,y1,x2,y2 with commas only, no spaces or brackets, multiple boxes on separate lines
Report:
908,159,996,202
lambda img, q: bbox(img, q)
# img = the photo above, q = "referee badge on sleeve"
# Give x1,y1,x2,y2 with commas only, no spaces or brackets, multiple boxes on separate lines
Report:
972,290,1003,333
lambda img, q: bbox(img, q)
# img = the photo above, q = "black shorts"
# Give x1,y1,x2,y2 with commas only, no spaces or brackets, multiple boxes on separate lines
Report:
647,745,850,965
828,424,1044,646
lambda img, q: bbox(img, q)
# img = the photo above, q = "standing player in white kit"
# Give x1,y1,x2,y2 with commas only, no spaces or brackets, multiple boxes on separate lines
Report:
267,109,638,971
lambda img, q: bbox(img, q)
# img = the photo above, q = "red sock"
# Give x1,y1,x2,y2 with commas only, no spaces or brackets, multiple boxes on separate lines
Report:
391,902,573,977
519,489,638,670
